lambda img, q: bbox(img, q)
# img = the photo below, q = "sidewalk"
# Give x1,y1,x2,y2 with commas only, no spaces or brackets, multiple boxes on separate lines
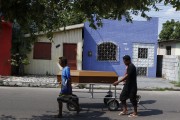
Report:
0,75,180,91
137,77,180,91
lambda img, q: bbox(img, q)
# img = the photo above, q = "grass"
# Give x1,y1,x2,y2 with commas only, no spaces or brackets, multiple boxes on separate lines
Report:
154,87,174,91
170,81,180,87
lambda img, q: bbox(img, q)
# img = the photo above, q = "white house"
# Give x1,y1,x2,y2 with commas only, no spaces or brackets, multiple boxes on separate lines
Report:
25,24,84,75
158,40,180,55
157,40,180,82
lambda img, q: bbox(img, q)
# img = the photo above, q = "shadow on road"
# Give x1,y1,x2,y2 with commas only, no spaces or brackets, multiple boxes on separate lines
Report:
0,115,16,120
139,100,156,105
138,109,163,116
18,103,116,120
80,103,107,110
22,110,114,120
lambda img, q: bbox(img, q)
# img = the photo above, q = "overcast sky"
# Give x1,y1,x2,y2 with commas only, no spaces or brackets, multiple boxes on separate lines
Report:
132,3,180,35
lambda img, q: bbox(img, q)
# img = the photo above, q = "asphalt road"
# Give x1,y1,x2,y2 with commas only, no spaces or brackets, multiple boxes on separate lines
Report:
0,87,180,120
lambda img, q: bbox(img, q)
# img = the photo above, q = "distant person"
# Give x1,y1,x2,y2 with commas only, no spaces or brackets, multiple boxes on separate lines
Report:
113,55,138,118
57,57,80,118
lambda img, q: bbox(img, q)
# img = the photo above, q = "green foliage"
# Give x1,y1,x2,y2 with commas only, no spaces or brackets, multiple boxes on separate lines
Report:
12,22,34,54
11,22,33,75
10,53,30,66
0,0,179,33
171,21,180,39
159,20,180,41
170,81,180,87
0,0,86,39
154,87,174,91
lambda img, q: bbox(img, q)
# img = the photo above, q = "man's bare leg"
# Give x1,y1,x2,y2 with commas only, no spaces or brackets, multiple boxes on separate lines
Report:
119,100,128,115
58,101,63,117
128,98,138,117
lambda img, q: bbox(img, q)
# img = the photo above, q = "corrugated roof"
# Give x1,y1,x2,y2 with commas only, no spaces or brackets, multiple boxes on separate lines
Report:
24,23,84,37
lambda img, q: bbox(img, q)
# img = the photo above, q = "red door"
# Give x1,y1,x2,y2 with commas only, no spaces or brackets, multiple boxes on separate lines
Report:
63,43,77,70
0,22,12,76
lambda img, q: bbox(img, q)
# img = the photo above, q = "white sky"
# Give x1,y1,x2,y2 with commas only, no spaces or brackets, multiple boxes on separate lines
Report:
132,3,180,35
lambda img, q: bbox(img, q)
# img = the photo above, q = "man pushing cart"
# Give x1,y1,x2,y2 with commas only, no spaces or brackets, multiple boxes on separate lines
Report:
113,55,139,118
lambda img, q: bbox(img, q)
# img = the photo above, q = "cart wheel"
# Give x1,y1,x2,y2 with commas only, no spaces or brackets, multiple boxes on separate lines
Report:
66,94,79,111
104,95,113,105
66,102,78,111
136,95,141,104
107,99,119,111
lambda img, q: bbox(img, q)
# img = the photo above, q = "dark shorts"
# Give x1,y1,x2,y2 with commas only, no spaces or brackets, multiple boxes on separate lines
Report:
120,86,137,101
57,94,72,103
57,94,79,103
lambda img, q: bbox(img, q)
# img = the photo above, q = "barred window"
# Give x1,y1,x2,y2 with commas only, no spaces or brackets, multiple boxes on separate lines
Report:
97,42,117,61
138,48,148,58
137,67,147,76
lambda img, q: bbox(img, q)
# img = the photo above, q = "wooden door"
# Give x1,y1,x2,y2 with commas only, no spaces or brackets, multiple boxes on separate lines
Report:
63,43,77,70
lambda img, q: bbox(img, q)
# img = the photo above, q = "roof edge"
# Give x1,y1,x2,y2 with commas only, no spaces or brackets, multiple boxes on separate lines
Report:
158,39,180,43
24,23,84,37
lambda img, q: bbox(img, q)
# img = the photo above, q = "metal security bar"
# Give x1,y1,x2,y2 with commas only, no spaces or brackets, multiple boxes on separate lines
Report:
97,42,117,61
138,48,148,58
137,67,147,76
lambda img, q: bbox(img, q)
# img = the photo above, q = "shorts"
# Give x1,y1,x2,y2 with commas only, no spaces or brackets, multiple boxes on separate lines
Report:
120,87,137,101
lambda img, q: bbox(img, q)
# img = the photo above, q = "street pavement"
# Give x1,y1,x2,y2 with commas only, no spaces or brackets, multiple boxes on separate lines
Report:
0,87,180,120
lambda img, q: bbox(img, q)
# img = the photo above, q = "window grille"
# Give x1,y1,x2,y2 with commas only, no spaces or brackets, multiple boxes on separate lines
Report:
138,48,148,58
137,67,147,76
97,42,117,61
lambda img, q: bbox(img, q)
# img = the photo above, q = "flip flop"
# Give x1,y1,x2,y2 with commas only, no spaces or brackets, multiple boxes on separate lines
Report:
118,111,128,115
128,113,138,118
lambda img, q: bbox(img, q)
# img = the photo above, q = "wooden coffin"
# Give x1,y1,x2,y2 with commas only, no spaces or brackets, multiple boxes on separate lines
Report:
57,70,118,83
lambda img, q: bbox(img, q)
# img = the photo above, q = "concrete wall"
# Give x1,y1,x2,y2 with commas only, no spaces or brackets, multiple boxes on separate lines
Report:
83,18,158,77
25,27,83,75
162,55,180,82
175,43,180,55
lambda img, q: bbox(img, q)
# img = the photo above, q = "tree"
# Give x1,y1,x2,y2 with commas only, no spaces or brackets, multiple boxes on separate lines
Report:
159,19,180,41
10,22,34,75
0,0,179,75
1,0,86,75
0,0,179,33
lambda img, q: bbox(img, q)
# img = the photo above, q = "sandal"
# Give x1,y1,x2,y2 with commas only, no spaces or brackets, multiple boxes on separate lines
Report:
128,113,138,118
118,111,128,115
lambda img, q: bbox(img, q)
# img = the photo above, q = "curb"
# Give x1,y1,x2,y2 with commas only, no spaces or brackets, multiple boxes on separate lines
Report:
0,84,180,91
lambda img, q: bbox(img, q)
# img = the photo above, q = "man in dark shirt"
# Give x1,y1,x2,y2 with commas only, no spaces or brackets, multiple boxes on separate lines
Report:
113,55,138,117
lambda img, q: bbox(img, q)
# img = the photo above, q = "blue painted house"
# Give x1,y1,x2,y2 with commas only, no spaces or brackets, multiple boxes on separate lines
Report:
83,18,158,77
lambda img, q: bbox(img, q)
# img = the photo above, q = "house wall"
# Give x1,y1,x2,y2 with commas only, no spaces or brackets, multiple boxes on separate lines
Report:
0,22,12,76
158,42,180,55
175,43,180,55
162,55,180,82
83,18,158,77
25,28,83,75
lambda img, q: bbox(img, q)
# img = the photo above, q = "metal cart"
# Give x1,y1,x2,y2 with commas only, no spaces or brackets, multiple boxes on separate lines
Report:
66,83,141,111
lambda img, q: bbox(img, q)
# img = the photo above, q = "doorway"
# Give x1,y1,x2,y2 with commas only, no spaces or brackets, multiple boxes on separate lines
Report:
63,43,77,70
